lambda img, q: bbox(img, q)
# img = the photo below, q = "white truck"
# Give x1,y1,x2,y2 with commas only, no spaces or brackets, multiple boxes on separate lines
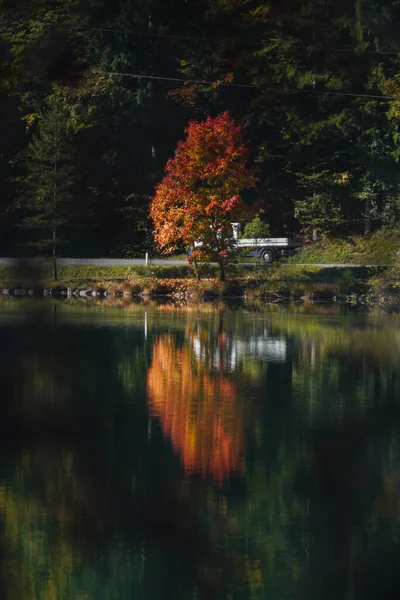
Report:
193,223,303,264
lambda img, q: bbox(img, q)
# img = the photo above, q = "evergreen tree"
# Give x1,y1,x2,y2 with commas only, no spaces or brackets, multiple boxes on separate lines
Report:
168,0,400,235
2,0,400,253
21,99,77,278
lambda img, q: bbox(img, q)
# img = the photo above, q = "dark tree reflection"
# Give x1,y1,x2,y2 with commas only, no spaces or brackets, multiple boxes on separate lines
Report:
0,303,236,599
1,302,400,599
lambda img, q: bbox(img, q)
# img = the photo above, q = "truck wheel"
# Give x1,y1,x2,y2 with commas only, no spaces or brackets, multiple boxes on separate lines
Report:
261,248,275,264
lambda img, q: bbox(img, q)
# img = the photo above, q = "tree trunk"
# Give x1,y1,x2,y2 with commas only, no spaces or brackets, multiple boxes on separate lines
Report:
194,260,201,281
52,254,58,281
218,258,225,282
364,197,371,234
53,106,58,281
312,190,318,241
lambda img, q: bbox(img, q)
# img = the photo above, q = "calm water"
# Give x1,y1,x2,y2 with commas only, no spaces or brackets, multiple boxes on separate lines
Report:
0,300,400,599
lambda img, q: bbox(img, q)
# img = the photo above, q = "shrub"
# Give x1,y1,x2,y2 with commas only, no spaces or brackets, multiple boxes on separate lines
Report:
241,214,270,239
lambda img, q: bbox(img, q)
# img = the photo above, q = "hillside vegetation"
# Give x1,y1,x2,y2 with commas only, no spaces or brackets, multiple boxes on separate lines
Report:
2,0,400,262
291,228,400,266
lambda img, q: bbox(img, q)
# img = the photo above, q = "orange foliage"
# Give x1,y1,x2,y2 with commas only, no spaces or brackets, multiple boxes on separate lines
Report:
149,112,258,263
147,335,244,484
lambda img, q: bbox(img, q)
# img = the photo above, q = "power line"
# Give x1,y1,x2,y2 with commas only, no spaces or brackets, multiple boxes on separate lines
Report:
95,70,257,89
94,69,400,101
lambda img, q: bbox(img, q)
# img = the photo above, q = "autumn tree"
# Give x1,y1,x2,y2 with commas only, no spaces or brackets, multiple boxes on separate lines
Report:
150,112,258,281
147,334,244,485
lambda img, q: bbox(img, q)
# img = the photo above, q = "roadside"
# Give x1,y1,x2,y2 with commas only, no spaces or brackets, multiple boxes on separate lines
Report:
0,262,385,304
0,228,399,304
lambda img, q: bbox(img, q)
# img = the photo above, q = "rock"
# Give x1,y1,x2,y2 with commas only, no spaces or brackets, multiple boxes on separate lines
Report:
14,289,27,296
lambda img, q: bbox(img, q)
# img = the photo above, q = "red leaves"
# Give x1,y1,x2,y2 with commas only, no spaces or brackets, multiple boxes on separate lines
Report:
150,111,258,264
147,334,244,484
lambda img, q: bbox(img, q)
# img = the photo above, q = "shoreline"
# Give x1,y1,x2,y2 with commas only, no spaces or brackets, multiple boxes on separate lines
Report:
0,260,397,306
0,277,396,307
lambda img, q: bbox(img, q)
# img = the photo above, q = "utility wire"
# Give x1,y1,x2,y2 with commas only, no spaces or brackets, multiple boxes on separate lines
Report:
94,69,400,101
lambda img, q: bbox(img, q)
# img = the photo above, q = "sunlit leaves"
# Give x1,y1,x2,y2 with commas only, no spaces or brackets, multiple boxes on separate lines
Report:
149,112,257,278
147,334,244,485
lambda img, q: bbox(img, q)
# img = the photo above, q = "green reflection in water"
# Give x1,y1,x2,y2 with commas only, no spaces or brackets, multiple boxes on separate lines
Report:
0,300,399,599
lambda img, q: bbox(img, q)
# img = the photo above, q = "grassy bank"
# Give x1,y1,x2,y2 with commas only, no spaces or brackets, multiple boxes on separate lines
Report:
0,262,380,302
242,263,376,299
368,256,400,301
290,227,400,265
1,230,399,303
287,228,400,304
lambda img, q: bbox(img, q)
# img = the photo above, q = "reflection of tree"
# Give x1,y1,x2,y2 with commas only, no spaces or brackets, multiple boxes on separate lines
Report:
281,317,400,423
0,444,147,600
147,335,244,484
265,314,400,600
5,302,400,599
0,309,234,599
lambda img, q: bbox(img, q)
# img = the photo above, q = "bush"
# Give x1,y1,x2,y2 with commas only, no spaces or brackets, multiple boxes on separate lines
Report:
241,214,270,239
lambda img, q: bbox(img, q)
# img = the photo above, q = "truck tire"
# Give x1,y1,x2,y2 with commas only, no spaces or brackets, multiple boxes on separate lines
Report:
261,248,275,264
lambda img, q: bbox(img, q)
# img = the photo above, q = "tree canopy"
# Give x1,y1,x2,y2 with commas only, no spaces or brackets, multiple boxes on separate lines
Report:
1,0,400,256
150,111,257,279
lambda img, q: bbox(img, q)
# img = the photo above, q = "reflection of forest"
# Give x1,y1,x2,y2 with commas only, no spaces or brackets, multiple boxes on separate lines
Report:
0,302,400,599
0,310,242,599
147,334,244,484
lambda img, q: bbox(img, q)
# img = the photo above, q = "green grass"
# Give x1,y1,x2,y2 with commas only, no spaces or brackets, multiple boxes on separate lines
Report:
160,254,188,261
0,262,221,287
57,264,196,281
0,261,379,284
239,262,376,298
0,258,386,301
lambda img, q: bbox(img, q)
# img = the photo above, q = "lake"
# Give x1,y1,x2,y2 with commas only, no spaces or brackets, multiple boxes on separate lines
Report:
0,300,399,599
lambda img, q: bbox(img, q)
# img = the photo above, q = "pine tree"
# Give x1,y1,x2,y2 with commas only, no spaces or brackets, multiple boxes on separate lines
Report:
21,99,77,279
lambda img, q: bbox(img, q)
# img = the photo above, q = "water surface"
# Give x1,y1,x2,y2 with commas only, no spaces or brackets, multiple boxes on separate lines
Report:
0,300,399,599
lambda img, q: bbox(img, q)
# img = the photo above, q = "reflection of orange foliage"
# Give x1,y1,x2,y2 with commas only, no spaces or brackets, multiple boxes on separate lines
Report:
147,335,243,484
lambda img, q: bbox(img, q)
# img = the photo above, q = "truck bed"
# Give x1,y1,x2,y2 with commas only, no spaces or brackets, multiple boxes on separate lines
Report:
193,237,303,251
237,238,301,248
